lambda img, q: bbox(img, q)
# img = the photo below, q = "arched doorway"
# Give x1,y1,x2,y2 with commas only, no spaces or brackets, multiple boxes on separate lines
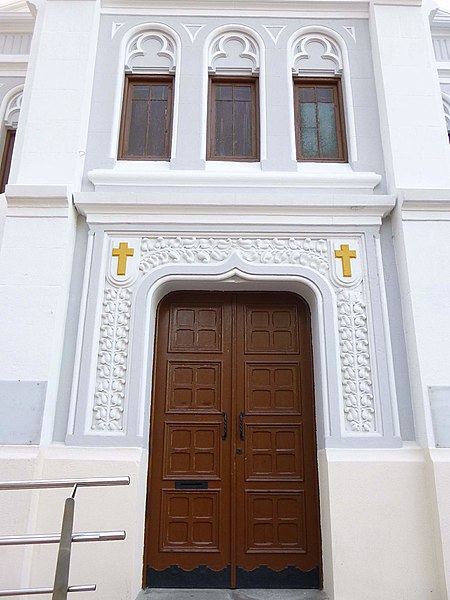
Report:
144,291,321,589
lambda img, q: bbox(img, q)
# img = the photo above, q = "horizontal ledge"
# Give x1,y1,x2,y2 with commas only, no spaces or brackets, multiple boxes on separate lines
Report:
5,184,72,208
88,168,382,191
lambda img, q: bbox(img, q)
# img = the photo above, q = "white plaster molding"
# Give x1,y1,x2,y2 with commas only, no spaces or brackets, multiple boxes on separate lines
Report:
209,30,260,73
88,235,379,437
3,86,22,127
262,25,286,44
293,32,343,75
181,23,205,42
111,22,124,39
442,92,450,130
87,167,381,190
100,0,370,18
5,184,72,216
125,29,177,72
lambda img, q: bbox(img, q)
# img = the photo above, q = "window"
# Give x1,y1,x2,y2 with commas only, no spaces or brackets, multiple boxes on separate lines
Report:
0,129,16,193
208,78,259,161
119,75,174,160
294,79,346,162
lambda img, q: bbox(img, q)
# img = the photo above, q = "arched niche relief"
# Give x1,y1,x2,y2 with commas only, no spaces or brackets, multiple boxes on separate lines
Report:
125,29,177,73
292,32,343,76
208,30,260,74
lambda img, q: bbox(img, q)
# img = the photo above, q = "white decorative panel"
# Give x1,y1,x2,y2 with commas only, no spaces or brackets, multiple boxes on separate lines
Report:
433,37,450,61
88,235,379,437
4,89,22,128
125,30,177,72
209,31,260,74
292,32,343,75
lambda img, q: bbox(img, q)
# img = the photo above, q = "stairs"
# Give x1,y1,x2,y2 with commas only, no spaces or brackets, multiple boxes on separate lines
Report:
136,590,329,600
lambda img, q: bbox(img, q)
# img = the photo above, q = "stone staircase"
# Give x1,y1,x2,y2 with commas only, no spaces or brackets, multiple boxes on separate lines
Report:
136,590,329,600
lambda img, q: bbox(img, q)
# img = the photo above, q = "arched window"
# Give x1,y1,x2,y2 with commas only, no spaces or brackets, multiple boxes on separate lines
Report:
206,28,262,161
290,28,354,163
118,26,178,161
0,87,22,193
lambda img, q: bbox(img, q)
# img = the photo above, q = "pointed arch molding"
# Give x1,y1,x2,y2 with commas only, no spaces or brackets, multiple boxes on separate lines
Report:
125,27,177,72
208,29,260,73
70,234,403,448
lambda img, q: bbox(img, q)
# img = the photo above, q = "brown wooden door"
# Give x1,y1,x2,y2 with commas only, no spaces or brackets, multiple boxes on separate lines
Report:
145,292,321,589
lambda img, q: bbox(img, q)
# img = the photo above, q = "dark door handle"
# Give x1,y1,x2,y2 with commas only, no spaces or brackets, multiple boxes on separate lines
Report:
239,411,245,441
222,411,227,440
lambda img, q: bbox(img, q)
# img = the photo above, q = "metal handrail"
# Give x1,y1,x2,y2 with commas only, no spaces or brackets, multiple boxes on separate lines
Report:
0,477,130,491
0,476,130,599
0,531,126,546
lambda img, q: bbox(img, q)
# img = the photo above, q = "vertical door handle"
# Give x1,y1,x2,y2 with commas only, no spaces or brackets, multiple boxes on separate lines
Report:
239,411,245,441
222,411,228,440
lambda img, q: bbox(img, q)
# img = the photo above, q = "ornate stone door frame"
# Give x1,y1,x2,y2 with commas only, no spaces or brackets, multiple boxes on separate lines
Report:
66,232,401,450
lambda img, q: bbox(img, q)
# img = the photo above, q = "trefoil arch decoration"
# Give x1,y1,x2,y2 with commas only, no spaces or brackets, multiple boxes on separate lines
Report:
3,88,23,129
87,235,378,438
442,92,450,137
208,27,261,74
125,25,178,73
292,32,343,75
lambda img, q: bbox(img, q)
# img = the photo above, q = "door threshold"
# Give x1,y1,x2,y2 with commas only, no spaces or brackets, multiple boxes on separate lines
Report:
136,590,329,600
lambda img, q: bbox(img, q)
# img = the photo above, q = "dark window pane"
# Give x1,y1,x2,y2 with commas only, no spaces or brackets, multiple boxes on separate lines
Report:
234,97,252,156
234,85,252,101
317,87,334,103
300,87,315,102
318,102,338,157
120,77,173,159
150,84,169,101
295,80,345,161
147,97,168,157
216,85,233,101
210,79,257,159
300,103,319,158
132,85,151,100
128,100,149,156
215,95,234,156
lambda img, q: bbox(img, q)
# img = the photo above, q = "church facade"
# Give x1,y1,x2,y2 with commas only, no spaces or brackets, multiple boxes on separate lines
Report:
0,0,449,598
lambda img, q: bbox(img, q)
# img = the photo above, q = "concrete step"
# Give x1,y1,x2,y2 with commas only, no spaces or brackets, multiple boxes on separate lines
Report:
136,590,329,600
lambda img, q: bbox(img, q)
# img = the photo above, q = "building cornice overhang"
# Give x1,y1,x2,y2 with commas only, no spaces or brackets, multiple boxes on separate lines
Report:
101,0,371,17
399,188,450,220
0,12,34,31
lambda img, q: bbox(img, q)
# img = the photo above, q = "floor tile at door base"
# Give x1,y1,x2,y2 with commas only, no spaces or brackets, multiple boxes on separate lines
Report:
136,590,329,600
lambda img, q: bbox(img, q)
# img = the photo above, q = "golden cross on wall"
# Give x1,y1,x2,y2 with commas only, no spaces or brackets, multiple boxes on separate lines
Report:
334,244,357,278
112,242,134,276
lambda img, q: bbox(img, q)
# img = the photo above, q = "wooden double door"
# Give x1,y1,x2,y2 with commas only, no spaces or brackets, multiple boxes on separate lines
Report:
145,292,321,589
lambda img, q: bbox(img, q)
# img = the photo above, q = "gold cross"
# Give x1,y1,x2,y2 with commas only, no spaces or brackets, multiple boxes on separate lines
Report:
112,242,134,276
334,244,357,278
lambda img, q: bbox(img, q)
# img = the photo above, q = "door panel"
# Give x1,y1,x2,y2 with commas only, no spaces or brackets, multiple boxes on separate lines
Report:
145,292,321,589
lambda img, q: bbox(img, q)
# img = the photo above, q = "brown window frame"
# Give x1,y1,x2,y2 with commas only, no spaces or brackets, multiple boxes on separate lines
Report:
118,74,174,161
293,78,347,163
207,77,259,162
0,128,16,194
